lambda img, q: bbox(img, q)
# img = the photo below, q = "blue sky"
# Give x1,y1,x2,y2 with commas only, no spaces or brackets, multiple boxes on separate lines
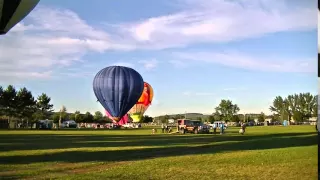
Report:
0,0,317,116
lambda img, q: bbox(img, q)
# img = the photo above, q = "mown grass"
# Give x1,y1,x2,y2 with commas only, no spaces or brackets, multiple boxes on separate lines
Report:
0,126,317,180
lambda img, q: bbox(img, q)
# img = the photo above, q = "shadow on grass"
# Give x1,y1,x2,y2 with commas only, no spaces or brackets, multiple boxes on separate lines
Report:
0,132,316,152
0,132,317,165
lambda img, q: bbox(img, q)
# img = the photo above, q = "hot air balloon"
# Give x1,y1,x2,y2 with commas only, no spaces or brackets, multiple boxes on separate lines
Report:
105,110,128,126
93,66,144,122
0,0,40,35
128,82,153,123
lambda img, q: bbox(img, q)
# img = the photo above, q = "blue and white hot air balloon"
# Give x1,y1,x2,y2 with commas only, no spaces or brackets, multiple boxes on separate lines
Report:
93,66,144,122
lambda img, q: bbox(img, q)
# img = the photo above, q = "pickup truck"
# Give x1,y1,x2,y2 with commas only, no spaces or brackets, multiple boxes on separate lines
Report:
177,119,210,134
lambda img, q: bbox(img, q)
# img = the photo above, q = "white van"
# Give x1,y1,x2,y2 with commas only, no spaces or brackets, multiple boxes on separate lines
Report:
208,121,227,130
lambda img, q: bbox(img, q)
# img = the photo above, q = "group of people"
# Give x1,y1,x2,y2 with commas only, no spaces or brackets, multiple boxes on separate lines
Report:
161,124,172,133
152,122,247,135
211,123,227,134
151,124,172,134
211,122,247,135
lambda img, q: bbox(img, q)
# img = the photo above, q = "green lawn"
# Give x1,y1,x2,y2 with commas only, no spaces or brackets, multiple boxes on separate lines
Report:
0,126,317,180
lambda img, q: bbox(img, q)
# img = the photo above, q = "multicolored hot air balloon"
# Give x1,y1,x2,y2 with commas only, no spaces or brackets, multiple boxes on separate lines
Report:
93,66,144,122
105,110,128,126
0,0,40,35
128,82,153,123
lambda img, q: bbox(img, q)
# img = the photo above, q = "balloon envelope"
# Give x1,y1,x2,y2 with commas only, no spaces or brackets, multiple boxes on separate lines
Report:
93,66,144,121
105,110,128,125
128,82,153,122
0,0,40,35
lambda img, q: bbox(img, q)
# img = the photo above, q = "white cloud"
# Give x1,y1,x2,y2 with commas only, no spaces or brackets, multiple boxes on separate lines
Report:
0,6,126,82
121,0,316,49
223,87,247,91
138,59,159,70
173,51,316,73
182,91,215,96
1,1,316,82
110,62,136,69
182,91,192,96
195,92,215,96
169,60,189,68
108,59,159,71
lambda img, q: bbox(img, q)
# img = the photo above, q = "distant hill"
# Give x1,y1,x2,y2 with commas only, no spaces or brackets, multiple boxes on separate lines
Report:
154,113,207,119
153,113,266,120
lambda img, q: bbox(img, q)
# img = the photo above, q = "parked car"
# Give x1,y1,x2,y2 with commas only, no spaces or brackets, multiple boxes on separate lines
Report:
177,119,210,134
208,121,227,129
37,120,53,129
61,120,77,128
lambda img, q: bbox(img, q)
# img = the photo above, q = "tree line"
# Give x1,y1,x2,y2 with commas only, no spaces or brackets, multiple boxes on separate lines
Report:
0,85,154,126
52,106,153,123
154,92,317,123
0,84,316,125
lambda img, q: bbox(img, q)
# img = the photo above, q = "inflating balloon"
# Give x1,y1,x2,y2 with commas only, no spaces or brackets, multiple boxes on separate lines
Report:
93,66,144,121
128,82,153,122
0,0,40,35
105,110,128,126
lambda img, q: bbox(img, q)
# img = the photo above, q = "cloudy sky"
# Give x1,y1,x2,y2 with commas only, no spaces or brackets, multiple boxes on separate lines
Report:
0,0,317,116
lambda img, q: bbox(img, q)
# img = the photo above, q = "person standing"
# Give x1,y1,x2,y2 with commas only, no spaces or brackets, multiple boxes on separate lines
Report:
241,122,246,134
161,123,164,133
220,123,224,134
212,123,217,134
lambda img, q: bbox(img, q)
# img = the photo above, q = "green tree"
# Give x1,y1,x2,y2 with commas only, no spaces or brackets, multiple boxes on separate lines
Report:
74,111,81,122
232,115,240,122
270,93,317,122
214,99,240,122
69,111,81,122
94,111,103,122
103,115,113,123
270,96,288,121
312,95,318,117
208,115,215,123
258,112,266,122
60,106,68,121
1,85,18,123
51,112,60,123
15,87,37,122
83,112,94,123
213,114,221,121
286,94,298,121
297,93,316,121
292,111,304,123
35,93,53,119
142,115,153,123
271,114,280,122
69,113,75,120
77,113,85,123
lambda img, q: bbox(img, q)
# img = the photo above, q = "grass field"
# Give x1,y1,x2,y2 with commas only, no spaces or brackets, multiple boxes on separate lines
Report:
0,126,317,180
